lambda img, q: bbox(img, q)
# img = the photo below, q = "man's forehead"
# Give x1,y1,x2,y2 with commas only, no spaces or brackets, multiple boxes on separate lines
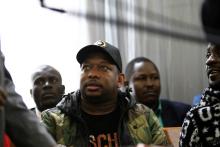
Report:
208,43,220,50
133,62,145,70
33,68,57,75
133,61,155,70
31,69,61,80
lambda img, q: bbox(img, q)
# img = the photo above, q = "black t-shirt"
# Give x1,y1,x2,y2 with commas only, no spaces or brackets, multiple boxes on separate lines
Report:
81,107,120,147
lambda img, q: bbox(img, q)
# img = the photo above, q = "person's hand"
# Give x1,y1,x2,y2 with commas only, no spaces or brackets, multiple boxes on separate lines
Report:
136,144,173,147
0,87,7,108
135,143,150,147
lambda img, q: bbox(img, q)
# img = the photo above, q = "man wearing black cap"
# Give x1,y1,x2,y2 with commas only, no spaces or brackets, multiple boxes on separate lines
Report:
42,40,168,147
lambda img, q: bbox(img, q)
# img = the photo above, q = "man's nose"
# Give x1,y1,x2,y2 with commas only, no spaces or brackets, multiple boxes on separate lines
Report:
145,78,153,86
88,67,100,78
43,81,52,88
206,54,217,66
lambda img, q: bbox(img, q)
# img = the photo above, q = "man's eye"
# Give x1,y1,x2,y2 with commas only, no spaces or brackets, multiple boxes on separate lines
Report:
135,76,146,81
151,76,159,80
35,79,45,85
99,65,110,71
50,78,59,84
206,52,211,58
82,65,91,71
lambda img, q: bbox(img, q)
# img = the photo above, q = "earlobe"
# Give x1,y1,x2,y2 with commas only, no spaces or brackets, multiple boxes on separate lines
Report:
30,89,32,95
60,85,65,95
117,73,125,88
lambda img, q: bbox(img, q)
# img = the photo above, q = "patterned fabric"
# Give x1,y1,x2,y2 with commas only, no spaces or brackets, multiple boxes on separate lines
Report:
41,90,168,147
179,87,220,147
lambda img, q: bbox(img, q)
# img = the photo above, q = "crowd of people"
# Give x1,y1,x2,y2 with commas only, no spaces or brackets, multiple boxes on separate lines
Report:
1,0,220,146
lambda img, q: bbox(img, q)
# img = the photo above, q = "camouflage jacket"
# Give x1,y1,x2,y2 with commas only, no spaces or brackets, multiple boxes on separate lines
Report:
42,90,168,147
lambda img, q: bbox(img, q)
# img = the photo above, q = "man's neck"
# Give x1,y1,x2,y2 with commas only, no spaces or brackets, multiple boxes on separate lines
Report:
81,98,117,115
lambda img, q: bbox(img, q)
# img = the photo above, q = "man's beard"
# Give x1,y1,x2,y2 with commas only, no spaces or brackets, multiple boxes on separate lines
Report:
37,97,62,112
38,103,56,112
209,80,220,90
83,94,108,104
81,89,114,104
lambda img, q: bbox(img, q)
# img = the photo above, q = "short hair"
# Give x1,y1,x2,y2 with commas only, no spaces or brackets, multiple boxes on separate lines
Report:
125,57,159,81
31,65,62,82
207,42,220,50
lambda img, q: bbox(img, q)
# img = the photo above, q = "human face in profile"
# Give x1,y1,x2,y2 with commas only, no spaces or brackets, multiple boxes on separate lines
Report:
206,44,220,89
129,61,161,110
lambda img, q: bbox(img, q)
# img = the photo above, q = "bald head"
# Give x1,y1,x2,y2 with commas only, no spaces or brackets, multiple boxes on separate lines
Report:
31,65,62,82
30,65,65,112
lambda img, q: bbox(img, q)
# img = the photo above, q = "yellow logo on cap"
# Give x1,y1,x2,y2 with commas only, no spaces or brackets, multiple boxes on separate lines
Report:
94,40,106,48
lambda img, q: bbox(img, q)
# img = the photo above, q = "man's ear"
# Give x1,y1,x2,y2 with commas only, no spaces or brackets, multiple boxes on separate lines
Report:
117,73,125,88
60,85,65,95
30,89,32,96
124,81,129,87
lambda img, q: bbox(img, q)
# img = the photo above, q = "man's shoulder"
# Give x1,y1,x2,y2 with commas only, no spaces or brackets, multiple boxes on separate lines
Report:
182,103,220,146
128,103,154,117
189,102,219,117
41,107,71,128
41,107,63,119
61,91,78,101
182,103,217,124
127,103,159,125
42,91,79,121
161,99,191,110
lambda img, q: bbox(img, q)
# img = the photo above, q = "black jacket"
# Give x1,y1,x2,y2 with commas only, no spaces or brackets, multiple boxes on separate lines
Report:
160,99,191,127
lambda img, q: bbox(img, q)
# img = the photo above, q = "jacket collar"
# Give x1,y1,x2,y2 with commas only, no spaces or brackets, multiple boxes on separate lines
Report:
57,90,136,117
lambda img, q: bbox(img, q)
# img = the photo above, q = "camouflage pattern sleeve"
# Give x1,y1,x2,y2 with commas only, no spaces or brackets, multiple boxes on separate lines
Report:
41,109,57,140
148,109,169,145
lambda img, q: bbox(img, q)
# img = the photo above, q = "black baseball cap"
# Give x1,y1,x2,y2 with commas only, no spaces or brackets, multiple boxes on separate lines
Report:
201,0,220,44
76,40,122,72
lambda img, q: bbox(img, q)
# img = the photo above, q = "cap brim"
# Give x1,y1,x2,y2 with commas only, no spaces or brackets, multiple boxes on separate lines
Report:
76,45,110,64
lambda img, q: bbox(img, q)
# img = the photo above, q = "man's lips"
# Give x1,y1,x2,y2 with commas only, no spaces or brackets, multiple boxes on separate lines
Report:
207,68,220,77
86,83,102,91
42,93,55,98
143,91,157,97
